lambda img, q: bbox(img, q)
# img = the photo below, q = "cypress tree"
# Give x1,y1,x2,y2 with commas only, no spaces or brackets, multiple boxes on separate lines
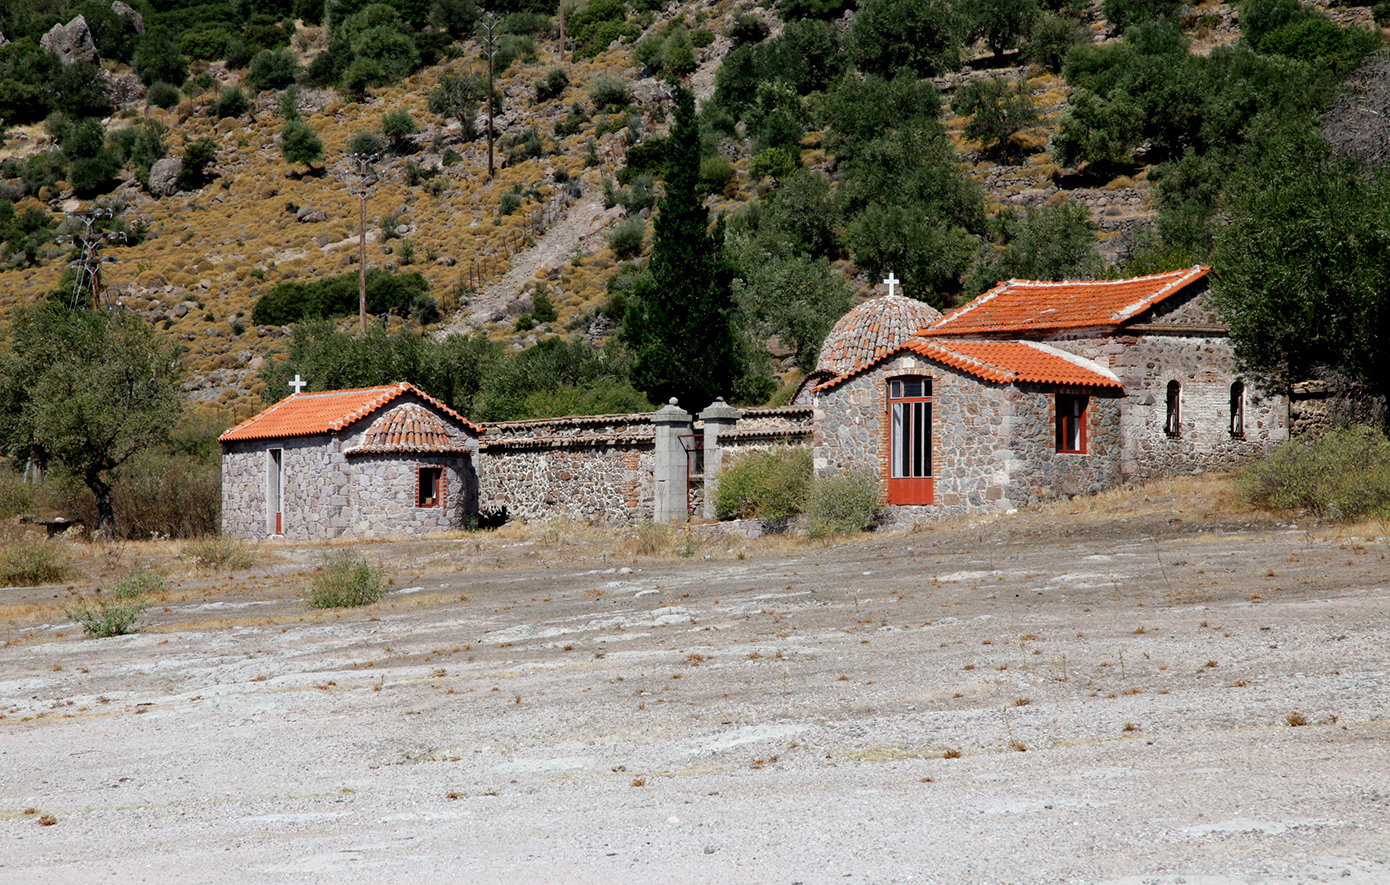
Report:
626,86,740,408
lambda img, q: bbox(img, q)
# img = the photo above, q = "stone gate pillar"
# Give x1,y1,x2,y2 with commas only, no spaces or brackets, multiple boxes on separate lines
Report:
652,398,692,523
699,397,740,520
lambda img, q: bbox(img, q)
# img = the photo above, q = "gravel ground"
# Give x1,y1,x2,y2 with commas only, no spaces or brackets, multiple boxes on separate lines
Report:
3,482,1389,884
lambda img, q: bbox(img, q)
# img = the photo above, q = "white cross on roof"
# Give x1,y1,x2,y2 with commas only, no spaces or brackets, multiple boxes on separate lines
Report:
883,273,900,297
289,374,307,394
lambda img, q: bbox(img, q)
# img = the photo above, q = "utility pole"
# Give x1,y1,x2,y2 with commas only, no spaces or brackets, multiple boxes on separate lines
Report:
58,206,124,311
347,152,379,334
479,13,500,180
557,0,567,65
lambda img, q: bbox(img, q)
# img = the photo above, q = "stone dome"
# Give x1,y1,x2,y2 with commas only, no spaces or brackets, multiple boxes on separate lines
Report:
815,294,944,377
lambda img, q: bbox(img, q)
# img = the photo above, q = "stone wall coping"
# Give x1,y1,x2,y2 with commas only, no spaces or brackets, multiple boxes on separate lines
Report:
479,433,656,451
742,405,814,419
483,412,655,432
720,428,814,442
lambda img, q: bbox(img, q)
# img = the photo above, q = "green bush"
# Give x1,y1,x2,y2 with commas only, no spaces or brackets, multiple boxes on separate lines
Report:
307,550,389,608
67,572,161,638
184,537,256,570
349,130,388,157
246,48,302,92
699,155,735,193
380,108,419,153
804,471,882,538
0,539,70,586
145,81,182,110
713,446,812,521
252,268,433,325
589,75,632,111
535,67,569,102
212,87,250,119
607,214,646,259
1238,425,1390,520
1375,1,1390,25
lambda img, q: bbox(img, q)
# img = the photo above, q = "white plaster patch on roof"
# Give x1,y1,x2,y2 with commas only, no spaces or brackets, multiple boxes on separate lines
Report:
1021,341,1123,385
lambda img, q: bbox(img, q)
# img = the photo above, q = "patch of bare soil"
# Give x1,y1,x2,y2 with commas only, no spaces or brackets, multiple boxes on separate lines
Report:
3,476,1389,884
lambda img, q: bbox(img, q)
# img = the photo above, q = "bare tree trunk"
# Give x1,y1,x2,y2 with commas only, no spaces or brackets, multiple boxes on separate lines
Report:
87,470,115,540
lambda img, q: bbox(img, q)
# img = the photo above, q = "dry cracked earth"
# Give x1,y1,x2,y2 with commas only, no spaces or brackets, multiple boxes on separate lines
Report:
2,479,1389,884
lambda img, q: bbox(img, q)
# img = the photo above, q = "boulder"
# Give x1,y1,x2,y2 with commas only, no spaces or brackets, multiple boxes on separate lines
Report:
111,1,145,34
295,205,327,223
40,16,99,66
147,157,181,196
102,70,145,107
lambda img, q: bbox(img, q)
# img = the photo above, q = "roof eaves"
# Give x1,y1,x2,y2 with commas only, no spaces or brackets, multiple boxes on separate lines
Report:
1019,341,1123,387
1112,265,1211,323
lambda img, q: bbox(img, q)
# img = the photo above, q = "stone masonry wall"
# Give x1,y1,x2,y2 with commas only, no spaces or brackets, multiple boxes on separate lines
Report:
478,413,657,523
814,354,1126,519
1047,332,1287,479
221,398,479,540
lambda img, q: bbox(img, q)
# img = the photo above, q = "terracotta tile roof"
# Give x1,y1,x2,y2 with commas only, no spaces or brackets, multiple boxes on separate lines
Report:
816,294,944,377
924,266,1211,337
345,403,474,455
815,339,1121,392
219,382,482,443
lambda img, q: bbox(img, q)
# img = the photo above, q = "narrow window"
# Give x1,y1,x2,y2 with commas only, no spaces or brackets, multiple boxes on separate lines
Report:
418,466,442,507
1230,380,1245,438
1056,394,1088,454
1165,380,1181,438
267,448,283,534
890,378,931,479
887,378,933,505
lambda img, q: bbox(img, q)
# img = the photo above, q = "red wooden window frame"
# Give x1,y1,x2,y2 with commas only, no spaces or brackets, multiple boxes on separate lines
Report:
887,377,933,505
1056,393,1088,454
417,466,443,507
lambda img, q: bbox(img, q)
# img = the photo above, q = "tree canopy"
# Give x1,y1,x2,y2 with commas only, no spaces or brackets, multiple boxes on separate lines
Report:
0,305,183,538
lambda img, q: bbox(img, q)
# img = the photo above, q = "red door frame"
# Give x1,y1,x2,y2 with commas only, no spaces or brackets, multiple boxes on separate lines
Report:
886,377,933,505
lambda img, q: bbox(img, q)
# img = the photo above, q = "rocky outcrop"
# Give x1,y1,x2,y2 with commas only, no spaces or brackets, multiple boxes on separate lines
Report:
147,157,182,197
40,16,99,66
295,205,327,223
111,1,145,35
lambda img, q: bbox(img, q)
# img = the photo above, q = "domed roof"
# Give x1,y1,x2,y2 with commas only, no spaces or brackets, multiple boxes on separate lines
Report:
815,294,944,377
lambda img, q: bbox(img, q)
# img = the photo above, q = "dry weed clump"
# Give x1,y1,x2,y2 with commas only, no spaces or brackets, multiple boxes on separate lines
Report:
66,572,163,638
0,539,72,587
306,550,390,609
183,537,257,571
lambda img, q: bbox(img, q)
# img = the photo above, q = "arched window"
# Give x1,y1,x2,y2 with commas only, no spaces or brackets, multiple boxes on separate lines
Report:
1165,380,1181,438
1230,380,1246,438
887,377,932,505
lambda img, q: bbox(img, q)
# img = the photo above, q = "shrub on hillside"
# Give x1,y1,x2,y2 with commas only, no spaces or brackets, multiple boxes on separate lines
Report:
804,471,882,538
246,48,302,92
713,447,813,522
146,81,182,110
1238,425,1390,520
183,537,256,571
607,214,646,259
589,75,632,111
212,87,250,119
307,550,389,608
251,268,434,325
535,67,569,102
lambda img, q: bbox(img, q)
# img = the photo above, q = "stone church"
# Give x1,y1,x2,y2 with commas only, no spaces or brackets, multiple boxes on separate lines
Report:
219,266,1288,538
803,265,1287,515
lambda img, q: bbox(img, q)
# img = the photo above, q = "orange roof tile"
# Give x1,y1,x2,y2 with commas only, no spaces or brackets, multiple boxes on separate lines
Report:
346,403,473,455
219,382,482,443
924,266,1210,337
815,339,1121,392
816,294,944,377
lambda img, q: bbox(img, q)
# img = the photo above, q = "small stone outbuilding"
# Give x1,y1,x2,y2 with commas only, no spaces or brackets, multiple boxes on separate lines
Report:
219,383,482,540
808,266,1288,517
